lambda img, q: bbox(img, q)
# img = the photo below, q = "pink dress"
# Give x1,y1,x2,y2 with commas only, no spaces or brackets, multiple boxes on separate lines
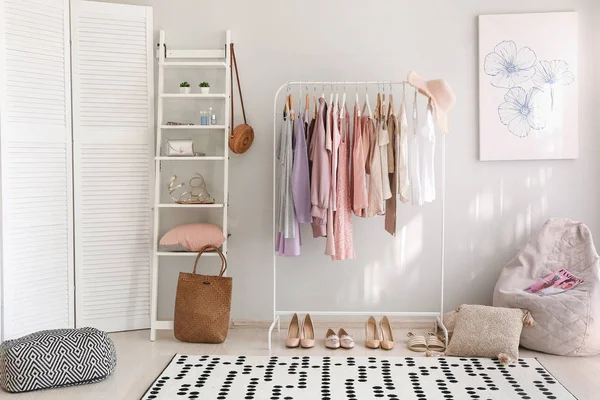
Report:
325,103,340,256
333,106,355,261
310,99,329,237
352,103,368,217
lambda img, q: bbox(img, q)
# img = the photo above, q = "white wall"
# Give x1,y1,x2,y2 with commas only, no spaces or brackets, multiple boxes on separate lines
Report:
98,0,600,321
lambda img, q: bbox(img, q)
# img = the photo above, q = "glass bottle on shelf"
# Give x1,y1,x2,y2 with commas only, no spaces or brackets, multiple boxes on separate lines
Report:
199,111,209,126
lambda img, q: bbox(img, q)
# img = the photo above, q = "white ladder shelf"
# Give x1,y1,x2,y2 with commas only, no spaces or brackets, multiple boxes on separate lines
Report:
150,30,231,341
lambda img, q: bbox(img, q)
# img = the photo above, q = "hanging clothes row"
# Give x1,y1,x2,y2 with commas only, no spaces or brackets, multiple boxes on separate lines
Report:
275,84,441,260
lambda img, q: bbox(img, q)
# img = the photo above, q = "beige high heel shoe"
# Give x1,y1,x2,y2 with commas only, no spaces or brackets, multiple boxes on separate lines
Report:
300,314,315,348
285,313,301,348
379,316,395,350
365,316,380,349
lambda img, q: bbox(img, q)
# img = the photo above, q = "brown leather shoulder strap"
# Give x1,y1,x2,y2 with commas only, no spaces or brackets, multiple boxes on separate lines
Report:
230,43,247,127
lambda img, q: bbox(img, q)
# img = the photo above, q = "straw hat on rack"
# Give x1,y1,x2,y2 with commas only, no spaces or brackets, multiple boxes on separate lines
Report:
407,71,456,133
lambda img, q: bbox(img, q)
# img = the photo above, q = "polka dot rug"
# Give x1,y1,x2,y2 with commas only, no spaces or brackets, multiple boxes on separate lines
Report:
141,354,576,400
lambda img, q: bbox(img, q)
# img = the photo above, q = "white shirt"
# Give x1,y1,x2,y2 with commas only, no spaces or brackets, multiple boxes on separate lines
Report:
409,91,423,206
419,100,436,203
398,100,410,203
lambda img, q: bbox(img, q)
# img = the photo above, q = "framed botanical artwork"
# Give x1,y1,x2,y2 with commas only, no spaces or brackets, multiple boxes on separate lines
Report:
479,12,578,161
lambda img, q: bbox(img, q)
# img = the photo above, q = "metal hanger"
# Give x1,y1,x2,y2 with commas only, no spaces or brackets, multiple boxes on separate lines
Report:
363,84,373,119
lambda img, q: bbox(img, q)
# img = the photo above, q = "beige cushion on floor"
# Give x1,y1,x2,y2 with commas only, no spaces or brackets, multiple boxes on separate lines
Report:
442,309,458,333
440,309,460,342
445,304,534,364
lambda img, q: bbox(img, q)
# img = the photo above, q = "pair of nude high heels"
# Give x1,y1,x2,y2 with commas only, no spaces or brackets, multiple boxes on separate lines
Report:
285,313,315,348
365,316,395,350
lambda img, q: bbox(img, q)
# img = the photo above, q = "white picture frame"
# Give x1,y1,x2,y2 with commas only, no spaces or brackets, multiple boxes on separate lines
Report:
479,12,578,161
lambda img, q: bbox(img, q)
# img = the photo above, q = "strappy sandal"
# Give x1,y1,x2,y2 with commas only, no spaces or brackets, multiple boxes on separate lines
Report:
426,332,446,352
406,332,427,352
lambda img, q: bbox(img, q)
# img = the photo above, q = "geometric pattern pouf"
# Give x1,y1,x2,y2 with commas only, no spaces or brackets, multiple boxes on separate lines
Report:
0,327,116,393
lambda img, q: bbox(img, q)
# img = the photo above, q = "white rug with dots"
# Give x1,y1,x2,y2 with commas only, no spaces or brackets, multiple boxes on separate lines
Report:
141,354,576,400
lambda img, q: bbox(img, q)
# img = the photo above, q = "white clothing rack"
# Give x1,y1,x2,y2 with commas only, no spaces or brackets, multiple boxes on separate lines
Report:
269,80,448,350
150,30,231,341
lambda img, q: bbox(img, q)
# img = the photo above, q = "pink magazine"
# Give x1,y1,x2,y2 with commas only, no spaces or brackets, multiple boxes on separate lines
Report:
524,268,583,296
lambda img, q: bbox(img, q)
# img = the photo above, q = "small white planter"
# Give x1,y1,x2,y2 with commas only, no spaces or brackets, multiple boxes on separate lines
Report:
179,87,191,94
200,87,210,94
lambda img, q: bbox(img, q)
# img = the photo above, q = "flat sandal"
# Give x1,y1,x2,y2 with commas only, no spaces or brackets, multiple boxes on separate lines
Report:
406,332,427,352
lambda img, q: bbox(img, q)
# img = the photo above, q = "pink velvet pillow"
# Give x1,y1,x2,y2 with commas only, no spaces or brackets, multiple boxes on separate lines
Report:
159,223,225,252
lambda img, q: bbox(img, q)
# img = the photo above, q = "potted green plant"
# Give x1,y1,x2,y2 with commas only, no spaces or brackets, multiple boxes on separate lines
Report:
199,81,210,94
179,81,191,94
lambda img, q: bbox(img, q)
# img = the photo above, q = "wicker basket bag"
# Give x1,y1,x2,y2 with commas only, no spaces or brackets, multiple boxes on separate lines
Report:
173,245,232,343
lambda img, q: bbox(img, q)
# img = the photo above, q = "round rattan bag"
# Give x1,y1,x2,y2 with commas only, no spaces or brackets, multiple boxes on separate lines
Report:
229,43,254,154
229,124,254,154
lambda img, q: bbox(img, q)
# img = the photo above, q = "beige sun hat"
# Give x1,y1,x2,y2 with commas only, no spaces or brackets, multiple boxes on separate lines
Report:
407,71,456,133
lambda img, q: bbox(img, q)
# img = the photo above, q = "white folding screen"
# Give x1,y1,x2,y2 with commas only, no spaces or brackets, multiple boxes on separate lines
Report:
70,1,154,332
0,0,74,340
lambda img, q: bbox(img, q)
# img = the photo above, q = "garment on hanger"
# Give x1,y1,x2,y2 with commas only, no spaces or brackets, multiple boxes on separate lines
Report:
387,95,396,176
366,113,384,217
307,106,316,176
292,112,312,223
325,102,340,256
419,99,436,203
327,102,341,213
276,101,300,256
352,102,368,217
303,107,310,146
377,102,392,201
384,96,399,236
333,105,355,260
276,218,300,256
409,90,423,206
310,98,329,237
276,99,295,238
398,96,410,203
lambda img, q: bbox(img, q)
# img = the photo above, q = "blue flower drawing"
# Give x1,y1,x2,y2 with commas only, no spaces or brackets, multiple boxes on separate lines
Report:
484,40,537,88
532,60,575,87
532,60,575,111
498,87,546,137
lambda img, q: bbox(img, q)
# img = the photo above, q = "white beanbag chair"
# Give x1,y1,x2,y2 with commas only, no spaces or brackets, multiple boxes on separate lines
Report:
493,218,600,356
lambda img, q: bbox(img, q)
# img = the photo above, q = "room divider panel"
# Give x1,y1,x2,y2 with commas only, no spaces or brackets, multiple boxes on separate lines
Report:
71,0,154,333
0,0,154,340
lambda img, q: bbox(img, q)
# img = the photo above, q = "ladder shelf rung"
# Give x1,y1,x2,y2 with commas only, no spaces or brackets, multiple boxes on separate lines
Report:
155,156,225,161
159,125,226,130
160,61,226,68
160,93,227,99
156,251,221,257
156,203,225,208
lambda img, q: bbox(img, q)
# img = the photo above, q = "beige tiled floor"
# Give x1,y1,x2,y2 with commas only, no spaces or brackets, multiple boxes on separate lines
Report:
2,326,598,399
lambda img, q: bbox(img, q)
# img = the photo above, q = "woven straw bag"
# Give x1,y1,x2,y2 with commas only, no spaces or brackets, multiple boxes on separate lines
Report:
173,245,232,343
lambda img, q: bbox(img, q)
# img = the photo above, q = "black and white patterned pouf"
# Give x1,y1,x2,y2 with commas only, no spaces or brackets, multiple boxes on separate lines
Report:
0,327,116,393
